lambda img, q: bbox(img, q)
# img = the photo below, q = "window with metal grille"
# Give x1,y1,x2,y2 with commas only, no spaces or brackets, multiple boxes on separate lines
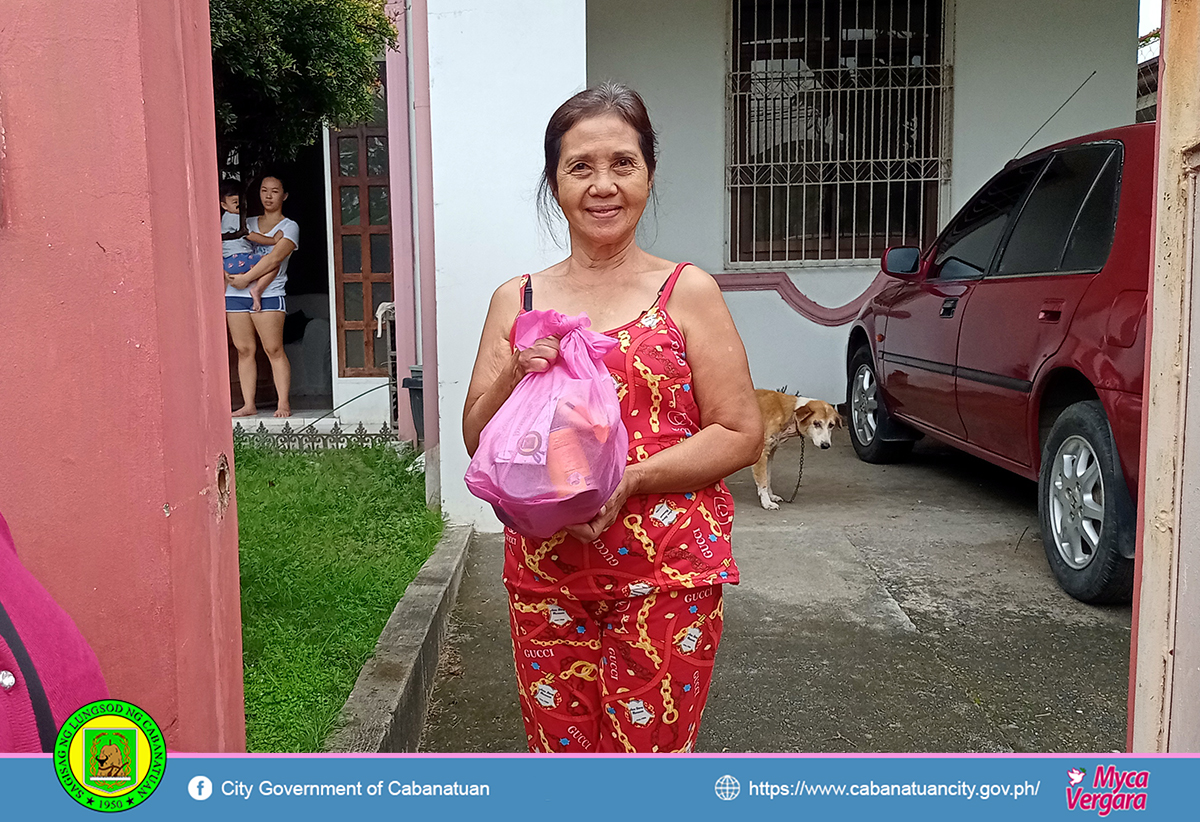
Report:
728,0,950,265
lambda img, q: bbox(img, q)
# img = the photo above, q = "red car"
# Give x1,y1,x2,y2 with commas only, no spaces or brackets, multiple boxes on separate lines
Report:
846,123,1153,604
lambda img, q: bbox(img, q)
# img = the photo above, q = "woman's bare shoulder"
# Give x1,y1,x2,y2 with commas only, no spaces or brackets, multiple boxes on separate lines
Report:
525,260,570,286
488,275,527,311
669,262,723,302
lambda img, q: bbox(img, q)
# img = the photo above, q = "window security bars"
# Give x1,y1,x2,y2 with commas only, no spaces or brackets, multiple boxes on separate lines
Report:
728,0,950,265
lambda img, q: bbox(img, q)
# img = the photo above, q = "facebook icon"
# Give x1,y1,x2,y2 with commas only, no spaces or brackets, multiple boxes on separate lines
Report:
188,775,213,801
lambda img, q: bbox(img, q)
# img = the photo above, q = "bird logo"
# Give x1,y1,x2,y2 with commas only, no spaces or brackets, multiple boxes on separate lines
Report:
1067,768,1086,786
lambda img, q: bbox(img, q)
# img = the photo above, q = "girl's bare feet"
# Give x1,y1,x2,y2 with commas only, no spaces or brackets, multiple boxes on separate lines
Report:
232,405,257,417
273,405,292,418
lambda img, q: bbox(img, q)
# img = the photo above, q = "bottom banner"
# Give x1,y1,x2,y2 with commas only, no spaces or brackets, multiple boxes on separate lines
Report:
2,753,1196,820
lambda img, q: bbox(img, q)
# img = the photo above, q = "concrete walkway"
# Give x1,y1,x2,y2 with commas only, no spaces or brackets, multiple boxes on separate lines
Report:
420,437,1132,753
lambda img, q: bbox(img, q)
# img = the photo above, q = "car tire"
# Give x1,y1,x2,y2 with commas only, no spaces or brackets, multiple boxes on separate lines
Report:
1038,400,1135,604
847,346,914,464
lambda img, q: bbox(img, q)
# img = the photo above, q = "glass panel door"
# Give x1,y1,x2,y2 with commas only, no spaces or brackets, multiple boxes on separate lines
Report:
330,59,394,377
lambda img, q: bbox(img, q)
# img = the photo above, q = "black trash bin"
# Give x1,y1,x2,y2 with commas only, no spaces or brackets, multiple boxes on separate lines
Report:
401,365,424,448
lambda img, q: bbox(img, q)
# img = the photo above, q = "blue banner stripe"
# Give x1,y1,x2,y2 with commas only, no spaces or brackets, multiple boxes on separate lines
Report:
2,755,1195,820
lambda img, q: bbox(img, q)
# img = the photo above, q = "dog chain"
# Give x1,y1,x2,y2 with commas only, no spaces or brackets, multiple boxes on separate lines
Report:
782,437,806,504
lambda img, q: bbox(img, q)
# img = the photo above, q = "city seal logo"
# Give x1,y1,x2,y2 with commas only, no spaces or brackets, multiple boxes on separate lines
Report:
54,700,166,812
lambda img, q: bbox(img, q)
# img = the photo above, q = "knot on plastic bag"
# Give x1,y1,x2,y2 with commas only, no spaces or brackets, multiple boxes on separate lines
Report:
512,309,618,366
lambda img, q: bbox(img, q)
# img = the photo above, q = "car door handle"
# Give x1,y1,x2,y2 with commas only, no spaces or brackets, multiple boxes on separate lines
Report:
940,297,959,318
1038,299,1065,323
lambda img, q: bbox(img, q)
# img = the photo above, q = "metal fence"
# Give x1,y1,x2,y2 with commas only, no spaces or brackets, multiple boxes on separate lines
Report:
233,420,399,451
727,0,951,265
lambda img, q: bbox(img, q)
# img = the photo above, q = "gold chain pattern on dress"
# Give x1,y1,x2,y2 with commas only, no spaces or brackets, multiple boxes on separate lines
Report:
559,660,598,683
660,562,704,587
696,503,726,541
606,704,636,753
530,637,601,650
660,673,679,725
632,593,663,666
623,513,657,562
525,531,565,578
631,355,665,433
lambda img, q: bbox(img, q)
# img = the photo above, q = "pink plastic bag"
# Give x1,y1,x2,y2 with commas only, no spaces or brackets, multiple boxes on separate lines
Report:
465,309,628,538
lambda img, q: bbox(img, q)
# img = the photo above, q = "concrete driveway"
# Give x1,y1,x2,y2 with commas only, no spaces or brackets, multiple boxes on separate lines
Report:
420,436,1132,753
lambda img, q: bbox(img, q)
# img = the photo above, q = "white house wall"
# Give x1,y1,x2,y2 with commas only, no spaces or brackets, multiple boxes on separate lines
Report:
587,0,728,274
427,0,588,529
951,0,1136,212
585,0,1137,406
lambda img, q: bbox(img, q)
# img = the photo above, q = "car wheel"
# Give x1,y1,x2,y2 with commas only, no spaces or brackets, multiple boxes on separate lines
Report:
1038,400,1135,604
848,346,914,464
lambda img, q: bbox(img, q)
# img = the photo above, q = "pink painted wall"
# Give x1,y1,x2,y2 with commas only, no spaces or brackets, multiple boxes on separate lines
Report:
0,0,245,750
386,0,419,443
411,0,441,467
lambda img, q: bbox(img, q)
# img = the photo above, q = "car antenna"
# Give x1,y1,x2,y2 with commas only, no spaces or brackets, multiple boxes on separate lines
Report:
1013,70,1098,159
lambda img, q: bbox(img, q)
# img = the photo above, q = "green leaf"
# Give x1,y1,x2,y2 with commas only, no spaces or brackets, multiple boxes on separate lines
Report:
211,0,398,179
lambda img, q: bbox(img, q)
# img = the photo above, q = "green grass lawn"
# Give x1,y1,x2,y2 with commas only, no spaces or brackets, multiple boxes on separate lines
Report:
234,441,443,752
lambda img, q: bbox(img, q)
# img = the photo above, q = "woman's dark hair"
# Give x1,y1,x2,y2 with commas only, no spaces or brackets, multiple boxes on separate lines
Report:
538,82,657,218
259,172,287,193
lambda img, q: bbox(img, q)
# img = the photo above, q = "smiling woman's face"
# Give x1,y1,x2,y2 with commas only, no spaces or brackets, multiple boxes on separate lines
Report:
555,114,651,248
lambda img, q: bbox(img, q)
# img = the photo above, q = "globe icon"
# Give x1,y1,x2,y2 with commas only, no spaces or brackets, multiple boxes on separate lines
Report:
714,774,741,801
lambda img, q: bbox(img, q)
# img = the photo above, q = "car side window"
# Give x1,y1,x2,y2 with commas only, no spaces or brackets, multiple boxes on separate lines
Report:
996,144,1119,276
932,162,1042,280
1060,149,1121,272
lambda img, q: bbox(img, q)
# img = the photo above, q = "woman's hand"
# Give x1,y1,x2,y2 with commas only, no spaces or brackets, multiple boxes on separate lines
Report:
564,466,642,542
515,336,560,376
225,272,253,290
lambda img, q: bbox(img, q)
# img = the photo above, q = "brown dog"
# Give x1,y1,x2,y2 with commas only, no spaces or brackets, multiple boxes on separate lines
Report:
753,389,843,510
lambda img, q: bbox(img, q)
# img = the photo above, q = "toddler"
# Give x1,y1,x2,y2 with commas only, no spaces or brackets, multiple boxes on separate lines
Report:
220,182,282,311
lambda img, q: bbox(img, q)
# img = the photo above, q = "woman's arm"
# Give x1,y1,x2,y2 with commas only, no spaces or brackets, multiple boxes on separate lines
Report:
564,265,762,542
463,278,560,457
248,270,278,300
224,238,295,290
247,229,284,246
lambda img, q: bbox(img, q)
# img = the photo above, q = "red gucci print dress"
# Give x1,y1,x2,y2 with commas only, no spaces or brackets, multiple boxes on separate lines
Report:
502,262,740,602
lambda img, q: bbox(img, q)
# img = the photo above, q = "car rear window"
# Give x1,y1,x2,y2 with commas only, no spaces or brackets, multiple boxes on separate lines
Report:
933,162,1042,280
1060,151,1121,272
997,144,1120,275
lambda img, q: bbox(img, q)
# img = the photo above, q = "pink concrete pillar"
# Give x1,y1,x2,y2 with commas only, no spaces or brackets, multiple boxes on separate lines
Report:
0,0,244,750
386,0,419,443
410,0,441,501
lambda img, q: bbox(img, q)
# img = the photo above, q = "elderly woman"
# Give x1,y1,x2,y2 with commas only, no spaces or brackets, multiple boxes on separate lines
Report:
464,83,762,754
0,510,108,752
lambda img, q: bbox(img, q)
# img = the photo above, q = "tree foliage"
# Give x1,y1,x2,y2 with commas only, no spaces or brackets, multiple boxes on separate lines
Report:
210,0,398,180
